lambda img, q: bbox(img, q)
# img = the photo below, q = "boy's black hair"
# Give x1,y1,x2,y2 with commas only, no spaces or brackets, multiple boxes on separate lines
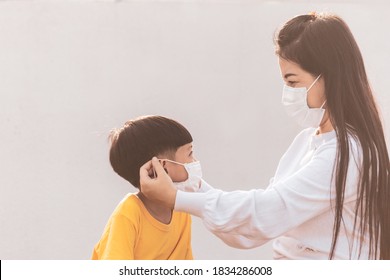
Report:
108,115,193,188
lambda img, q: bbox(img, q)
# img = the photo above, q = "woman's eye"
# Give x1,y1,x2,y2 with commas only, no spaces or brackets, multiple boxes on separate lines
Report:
288,81,297,86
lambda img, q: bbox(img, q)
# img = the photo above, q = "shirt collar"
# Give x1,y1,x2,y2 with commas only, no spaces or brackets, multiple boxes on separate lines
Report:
310,129,336,150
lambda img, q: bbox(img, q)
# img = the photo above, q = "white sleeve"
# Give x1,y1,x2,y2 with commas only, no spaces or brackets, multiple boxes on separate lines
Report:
198,179,214,193
174,144,352,249
175,187,284,248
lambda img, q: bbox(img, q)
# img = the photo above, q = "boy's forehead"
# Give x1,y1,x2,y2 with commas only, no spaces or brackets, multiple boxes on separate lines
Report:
172,143,193,161
176,142,193,152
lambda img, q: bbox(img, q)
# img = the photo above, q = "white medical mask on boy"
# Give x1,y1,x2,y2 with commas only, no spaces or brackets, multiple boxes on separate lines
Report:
160,159,202,192
282,74,326,128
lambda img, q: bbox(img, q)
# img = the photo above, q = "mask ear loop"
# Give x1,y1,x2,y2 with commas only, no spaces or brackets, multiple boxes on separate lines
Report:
157,158,189,180
157,158,184,166
307,74,326,109
313,75,326,109
307,74,322,92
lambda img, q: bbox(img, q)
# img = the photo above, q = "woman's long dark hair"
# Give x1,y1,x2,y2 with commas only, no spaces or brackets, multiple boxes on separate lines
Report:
275,13,390,259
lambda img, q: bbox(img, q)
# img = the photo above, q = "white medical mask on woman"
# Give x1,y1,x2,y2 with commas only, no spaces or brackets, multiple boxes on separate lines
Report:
159,159,202,192
282,74,326,128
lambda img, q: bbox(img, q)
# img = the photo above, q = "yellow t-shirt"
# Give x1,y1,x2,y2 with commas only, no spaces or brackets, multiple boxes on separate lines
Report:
91,193,193,260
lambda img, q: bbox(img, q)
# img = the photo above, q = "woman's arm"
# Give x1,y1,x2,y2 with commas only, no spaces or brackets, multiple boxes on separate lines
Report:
175,187,285,248
139,160,286,249
174,145,349,248
140,144,357,250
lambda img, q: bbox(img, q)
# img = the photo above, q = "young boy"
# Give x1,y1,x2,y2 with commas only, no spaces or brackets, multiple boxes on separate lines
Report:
91,115,201,260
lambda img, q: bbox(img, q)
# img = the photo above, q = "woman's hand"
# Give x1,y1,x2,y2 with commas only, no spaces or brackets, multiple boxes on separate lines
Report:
139,157,177,209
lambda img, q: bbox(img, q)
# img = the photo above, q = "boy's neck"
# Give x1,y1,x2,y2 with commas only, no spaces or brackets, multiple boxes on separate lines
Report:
137,191,173,224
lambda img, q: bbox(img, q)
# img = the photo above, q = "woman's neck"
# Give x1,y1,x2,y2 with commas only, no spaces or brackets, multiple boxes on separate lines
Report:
317,115,334,134
137,191,172,224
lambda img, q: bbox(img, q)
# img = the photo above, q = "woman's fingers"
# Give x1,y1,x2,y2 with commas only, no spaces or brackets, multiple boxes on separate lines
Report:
151,157,166,178
139,157,177,209
139,159,153,181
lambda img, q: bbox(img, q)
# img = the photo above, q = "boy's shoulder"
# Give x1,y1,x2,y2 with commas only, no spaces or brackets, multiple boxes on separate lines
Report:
111,193,191,225
111,193,143,220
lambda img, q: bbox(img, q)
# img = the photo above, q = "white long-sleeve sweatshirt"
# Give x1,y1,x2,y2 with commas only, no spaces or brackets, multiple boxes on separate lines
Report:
175,128,369,259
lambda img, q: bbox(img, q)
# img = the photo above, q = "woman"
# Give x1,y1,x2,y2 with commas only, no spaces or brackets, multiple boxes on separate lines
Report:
140,12,390,259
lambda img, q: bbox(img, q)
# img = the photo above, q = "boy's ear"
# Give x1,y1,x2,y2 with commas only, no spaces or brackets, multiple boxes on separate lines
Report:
158,159,169,174
162,161,168,174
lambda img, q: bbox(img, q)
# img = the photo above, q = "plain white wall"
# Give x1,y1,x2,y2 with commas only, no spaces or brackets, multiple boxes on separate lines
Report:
0,0,389,260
